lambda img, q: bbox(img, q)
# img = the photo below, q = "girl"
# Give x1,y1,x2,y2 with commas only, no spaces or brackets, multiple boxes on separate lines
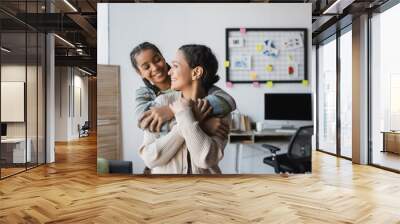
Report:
138,44,230,174
131,42,235,138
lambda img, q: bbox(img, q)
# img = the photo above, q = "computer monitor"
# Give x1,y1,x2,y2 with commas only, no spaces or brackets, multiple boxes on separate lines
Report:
264,93,312,121
1,123,7,137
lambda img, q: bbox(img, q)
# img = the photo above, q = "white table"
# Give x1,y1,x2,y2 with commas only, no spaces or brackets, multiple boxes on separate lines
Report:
1,138,32,163
228,129,294,173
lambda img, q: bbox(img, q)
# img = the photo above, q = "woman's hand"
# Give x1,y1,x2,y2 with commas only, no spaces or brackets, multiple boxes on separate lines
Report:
169,97,192,115
201,117,230,139
139,105,174,132
193,99,212,122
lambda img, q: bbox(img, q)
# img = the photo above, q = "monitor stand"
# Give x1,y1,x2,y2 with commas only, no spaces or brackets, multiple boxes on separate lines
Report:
280,125,296,130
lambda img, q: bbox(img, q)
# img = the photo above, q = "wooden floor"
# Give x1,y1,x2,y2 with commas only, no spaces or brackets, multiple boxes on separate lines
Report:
372,151,400,171
1,167,26,178
1,135,400,223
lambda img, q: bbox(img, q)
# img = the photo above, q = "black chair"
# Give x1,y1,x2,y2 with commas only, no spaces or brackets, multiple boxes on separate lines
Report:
263,126,313,174
79,121,90,138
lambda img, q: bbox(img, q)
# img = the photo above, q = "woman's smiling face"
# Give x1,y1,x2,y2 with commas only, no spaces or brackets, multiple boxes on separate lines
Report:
168,50,193,91
134,49,169,84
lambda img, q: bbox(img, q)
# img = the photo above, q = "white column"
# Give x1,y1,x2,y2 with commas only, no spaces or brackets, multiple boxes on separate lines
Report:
352,14,369,164
46,33,55,163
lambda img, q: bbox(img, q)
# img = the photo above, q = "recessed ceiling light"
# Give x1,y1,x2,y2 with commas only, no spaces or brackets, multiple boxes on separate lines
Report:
54,34,75,48
323,0,352,15
78,67,93,76
1,47,11,53
63,0,78,12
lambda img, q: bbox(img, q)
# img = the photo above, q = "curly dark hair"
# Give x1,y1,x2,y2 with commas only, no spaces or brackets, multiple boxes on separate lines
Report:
130,42,170,95
178,44,220,92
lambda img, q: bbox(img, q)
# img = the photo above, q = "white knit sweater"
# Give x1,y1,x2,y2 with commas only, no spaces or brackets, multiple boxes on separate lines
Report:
138,92,230,174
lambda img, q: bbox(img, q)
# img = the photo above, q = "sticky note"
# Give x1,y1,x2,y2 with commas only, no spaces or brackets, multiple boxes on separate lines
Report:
302,80,309,86
256,44,264,52
265,81,273,88
265,64,273,72
240,27,246,34
288,66,294,75
250,71,257,80
226,82,233,88
252,82,260,87
288,54,294,61
224,61,230,67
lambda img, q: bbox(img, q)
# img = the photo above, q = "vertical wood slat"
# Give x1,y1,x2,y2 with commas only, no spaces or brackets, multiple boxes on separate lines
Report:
88,76,97,132
97,65,121,160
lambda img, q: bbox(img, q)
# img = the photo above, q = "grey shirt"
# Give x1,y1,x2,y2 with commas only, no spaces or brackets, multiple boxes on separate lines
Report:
135,85,236,132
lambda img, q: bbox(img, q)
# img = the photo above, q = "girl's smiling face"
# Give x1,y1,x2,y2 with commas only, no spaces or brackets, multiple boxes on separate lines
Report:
134,49,169,84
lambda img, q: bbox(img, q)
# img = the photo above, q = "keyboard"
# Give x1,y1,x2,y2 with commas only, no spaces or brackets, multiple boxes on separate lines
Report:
275,129,297,134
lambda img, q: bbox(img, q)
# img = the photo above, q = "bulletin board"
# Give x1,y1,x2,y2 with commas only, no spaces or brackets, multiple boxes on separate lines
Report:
225,28,308,83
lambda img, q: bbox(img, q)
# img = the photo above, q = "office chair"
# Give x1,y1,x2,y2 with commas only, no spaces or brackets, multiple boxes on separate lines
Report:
262,125,313,174
79,121,90,138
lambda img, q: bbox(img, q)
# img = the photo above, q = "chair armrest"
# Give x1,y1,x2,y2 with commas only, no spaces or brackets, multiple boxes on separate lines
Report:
262,144,281,154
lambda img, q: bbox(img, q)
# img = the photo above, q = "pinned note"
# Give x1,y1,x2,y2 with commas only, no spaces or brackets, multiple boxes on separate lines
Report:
256,44,264,52
224,60,230,67
288,66,294,75
265,64,273,73
226,81,233,88
240,27,246,34
288,54,294,61
265,81,273,88
250,71,257,80
252,82,260,87
302,80,309,86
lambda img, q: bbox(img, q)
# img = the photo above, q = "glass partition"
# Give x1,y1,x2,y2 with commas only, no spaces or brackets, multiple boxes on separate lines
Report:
339,29,352,158
1,31,28,177
370,3,400,171
38,32,45,165
0,1,46,179
27,31,38,169
317,36,337,155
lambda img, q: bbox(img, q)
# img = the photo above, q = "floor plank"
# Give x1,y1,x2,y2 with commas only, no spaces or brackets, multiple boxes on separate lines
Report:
0,135,400,223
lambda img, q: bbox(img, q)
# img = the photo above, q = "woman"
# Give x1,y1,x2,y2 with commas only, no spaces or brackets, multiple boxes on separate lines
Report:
138,44,230,174
131,42,235,138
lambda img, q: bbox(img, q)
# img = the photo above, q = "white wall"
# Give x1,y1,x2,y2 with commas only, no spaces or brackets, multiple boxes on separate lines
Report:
97,3,109,65
55,67,89,141
100,3,312,172
55,67,69,141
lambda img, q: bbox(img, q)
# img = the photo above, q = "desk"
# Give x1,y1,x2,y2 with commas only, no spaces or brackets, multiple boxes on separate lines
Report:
382,131,400,154
228,129,294,173
1,138,31,164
